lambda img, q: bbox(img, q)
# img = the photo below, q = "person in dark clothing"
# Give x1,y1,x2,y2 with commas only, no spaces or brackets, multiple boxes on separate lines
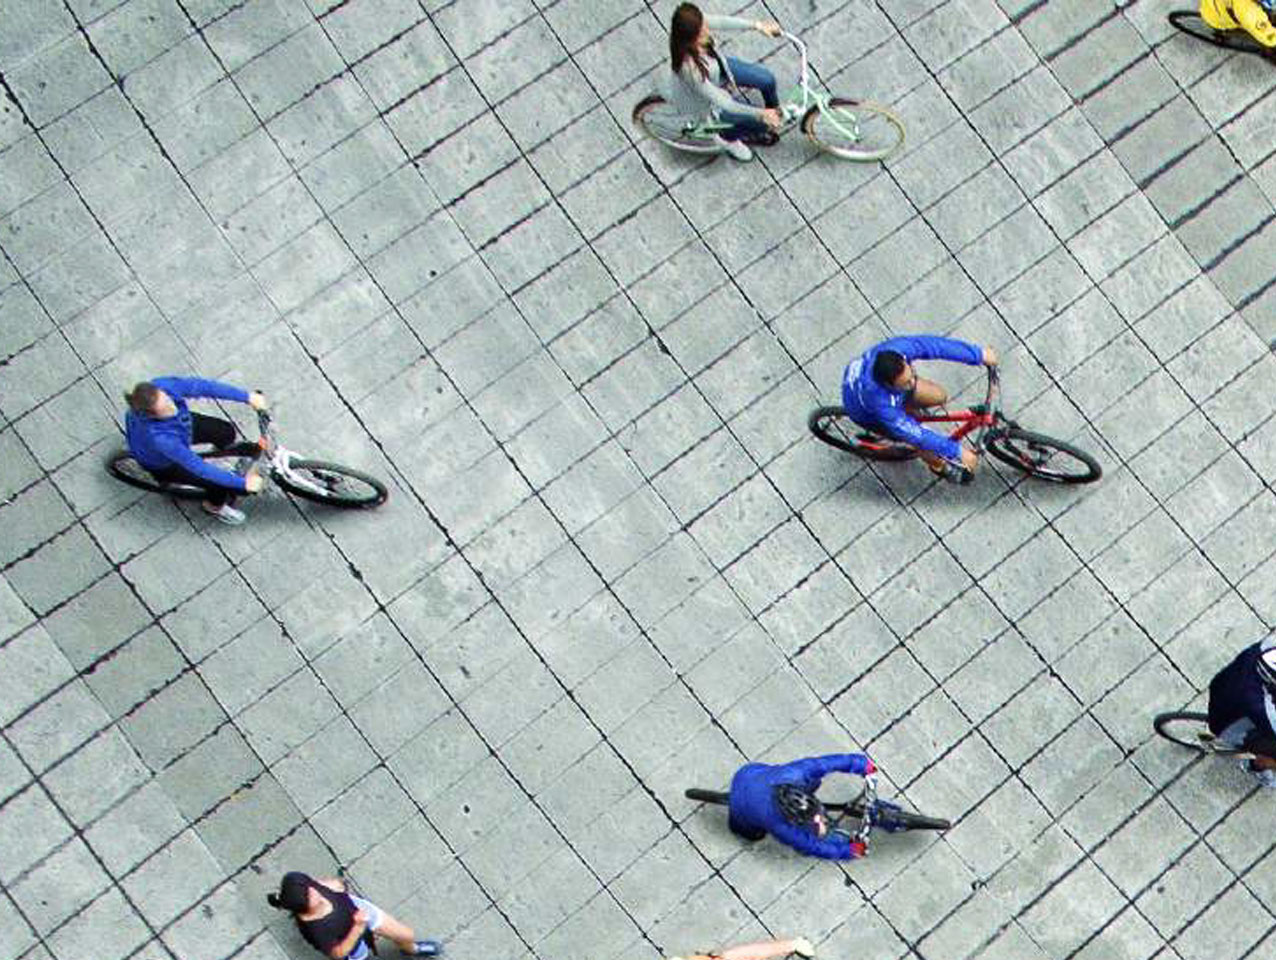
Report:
123,376,266,524
1207,634,1276,788
267,872,441,958
727,752,876,859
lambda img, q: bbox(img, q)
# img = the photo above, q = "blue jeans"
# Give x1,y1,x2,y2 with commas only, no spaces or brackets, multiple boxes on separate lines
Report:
718,56,778,142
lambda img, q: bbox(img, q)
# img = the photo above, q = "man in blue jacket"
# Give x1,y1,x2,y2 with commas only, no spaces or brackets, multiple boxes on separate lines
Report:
124,376,266,525
1208,634,1276,788
843,335,998,475
728,752,876,859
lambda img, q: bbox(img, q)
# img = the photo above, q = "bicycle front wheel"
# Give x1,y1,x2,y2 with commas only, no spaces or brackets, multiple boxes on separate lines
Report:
802,99,905,161
1167,10,1271,54
275,460,388,509
633,95,723,155
986,427,1101,484
684,788,730,805
808,406,917,460
874,807,952,832
1153,711,1242,755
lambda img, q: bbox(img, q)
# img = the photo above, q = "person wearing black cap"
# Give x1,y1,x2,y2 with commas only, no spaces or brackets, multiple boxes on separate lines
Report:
268,872,441,958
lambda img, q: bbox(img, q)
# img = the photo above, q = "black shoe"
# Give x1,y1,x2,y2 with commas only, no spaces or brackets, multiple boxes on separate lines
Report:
740,130,780,147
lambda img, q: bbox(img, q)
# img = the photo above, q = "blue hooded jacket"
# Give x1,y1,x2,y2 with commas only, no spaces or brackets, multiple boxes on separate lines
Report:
841,335,985,462
125,376,250,492
727,753,873,859
1208,635,1276,752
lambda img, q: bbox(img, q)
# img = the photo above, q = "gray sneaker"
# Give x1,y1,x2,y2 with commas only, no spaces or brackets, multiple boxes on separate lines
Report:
204,502,246,525
1248,761,1276,789
714,135,753,162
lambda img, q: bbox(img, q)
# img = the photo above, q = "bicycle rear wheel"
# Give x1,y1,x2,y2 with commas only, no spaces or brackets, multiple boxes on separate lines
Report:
986,427,1101,484
633,95,723,155
1167,10,1271,54
274,460,388,509
1153,711,1242,755
106,450,230,500
802,99,905,161
808,406,917,460
684,788,730,805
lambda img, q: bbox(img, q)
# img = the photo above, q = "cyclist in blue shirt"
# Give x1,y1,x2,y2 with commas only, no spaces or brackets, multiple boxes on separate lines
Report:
727,752,876,859
123,376,266,525
842,335,998,476
1207,634,1276,788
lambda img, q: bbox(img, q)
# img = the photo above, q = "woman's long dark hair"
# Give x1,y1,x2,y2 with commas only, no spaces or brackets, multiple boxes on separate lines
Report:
267,872,313,914
670,3,708,77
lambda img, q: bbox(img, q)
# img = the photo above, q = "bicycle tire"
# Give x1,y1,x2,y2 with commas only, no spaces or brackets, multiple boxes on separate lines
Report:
106,450,228,500
808,406,917,460
684,788,730,805
874,807,952,832
274,460,388,509
633,94,724,155
1153,710,1243,755
985,427,1101,484
1166,10,1271,54
801,98,905,162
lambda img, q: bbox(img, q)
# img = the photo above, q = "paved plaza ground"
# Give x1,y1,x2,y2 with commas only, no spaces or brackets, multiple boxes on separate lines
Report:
3,0,1276,958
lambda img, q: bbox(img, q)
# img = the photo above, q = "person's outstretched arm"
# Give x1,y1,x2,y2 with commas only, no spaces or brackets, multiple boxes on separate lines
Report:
876,407,965,463
678,62,767,119
770,818,857,860
154,376,251,404
880,335,985,367
152,434,247,491
786,753,874,783
716,937,814,960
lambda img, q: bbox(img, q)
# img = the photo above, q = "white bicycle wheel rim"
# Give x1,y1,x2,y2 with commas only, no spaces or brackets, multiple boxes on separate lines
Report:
808,101,905,161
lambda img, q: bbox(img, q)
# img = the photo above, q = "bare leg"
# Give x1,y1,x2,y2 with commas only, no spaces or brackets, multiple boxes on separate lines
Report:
903,376,948,416
1252,754,1276,770
373,911,419,953
717,938,810,960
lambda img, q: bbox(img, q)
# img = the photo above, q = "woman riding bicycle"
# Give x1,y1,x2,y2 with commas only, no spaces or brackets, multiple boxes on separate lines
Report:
665,3,784,163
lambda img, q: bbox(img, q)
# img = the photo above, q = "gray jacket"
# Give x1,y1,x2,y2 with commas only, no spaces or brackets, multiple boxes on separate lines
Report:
661,15,768,124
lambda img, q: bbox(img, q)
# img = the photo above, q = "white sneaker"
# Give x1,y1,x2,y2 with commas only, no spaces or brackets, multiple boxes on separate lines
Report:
204,502,246,525
793,938,816,958
714,135,753,162
1250,763,1276,789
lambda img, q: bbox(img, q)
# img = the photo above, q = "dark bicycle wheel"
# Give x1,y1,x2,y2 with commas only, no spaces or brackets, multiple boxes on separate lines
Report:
873,807,952,832
1167,10,1271,54
684,788,730,805
273,460,388,509
986,427,1101,484
106,450,223,500
1153,710,1243,755
808,406,917,460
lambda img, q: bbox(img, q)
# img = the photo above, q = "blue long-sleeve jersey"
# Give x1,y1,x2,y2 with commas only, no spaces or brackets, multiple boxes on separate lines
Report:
1208,635,1276,753
727,753,872,859
125,376,250,491
841,335,985,462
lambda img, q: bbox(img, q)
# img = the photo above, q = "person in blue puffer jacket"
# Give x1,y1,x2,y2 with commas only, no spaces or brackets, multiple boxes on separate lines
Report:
842,335,998,476
727,753,876,859
123,376,266,525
